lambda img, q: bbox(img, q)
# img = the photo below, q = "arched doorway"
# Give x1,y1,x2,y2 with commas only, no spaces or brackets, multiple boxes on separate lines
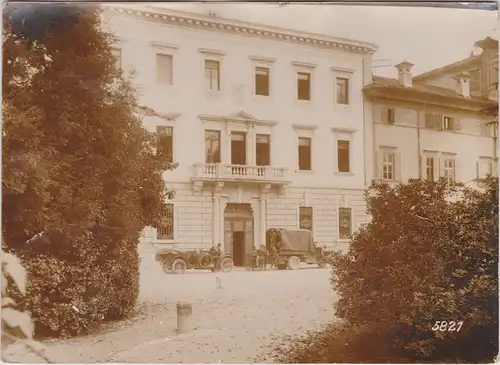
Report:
224,203,254,267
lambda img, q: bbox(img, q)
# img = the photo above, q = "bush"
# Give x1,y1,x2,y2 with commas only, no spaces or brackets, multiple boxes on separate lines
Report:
3,4,174,336
274,178,498,363
330,178,498,362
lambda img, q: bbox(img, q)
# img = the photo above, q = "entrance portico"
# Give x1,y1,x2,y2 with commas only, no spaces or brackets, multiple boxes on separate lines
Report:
211,182,270,256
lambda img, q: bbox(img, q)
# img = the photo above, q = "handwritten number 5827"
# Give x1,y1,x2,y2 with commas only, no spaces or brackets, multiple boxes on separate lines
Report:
432,320,463,332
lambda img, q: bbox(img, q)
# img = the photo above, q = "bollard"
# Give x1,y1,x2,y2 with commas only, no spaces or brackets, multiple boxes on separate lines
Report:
176,301,193,334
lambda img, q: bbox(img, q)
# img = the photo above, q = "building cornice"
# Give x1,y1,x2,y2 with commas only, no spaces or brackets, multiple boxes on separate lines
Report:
363,85,497,114
103,5,378,55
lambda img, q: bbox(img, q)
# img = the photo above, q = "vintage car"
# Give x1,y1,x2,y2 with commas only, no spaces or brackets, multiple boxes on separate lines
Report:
155,248,234,274
266,228,334,270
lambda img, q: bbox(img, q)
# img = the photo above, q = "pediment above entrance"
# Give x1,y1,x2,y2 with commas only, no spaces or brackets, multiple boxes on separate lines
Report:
198,111,278,127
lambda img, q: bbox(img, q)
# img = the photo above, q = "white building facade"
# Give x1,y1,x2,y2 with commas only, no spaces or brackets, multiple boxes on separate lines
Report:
102,5,378,266
363,38,498,187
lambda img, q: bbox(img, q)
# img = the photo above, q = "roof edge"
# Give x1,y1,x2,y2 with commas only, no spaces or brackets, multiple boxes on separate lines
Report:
413,56,480,81
102,4,379,55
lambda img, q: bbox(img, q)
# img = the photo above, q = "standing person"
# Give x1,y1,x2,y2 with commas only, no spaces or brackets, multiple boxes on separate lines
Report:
269,244,279,269
253,246,261,271
258,245,267,271
251,246,258,271
214,243,222,271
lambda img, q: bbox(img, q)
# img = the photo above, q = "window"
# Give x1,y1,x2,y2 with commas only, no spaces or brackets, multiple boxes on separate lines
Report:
158,204,174,240
443,116,454,131
156,54,173,85
481,121,496,137
382,152,395,180
297,72,311,100
256,134,270,166
478,158,494,179
383,107,395,124
425,156,437,181
299,206,313,232
204,60,220,91
336,77,349,105
205,130,221,163
156,126,173,162
337,140,350,173
424,113,443,130
255,67,270,96
443,158,455,183
298,137,312,171
338,207,352,240
111,48,122,73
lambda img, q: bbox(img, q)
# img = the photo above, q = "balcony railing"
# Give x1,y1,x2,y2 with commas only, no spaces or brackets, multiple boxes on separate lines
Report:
193,163,289,183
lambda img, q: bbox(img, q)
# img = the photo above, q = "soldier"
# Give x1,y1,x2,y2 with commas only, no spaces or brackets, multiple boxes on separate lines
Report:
258,244,268,270
251,246,258,271
269,244,279,269
214,243,222,271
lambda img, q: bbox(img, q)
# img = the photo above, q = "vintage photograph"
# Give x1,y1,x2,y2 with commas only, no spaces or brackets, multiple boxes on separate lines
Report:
2,1,498,363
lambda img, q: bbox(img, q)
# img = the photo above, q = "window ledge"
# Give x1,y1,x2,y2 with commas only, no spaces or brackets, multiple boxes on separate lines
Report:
295,169,315,174
334,103,354,111
297,98,312,104
253,94,272,102
153,239,175,244
335,172,354,176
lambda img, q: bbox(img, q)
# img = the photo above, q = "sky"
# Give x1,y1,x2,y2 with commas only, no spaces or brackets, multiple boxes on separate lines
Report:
156,2,498,77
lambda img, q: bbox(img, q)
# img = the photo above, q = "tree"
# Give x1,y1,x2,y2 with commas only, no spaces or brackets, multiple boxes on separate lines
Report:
2,4,175,335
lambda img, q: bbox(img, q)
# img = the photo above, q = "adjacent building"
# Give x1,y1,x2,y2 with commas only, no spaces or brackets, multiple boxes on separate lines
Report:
103,5,378,265
363,37,498,186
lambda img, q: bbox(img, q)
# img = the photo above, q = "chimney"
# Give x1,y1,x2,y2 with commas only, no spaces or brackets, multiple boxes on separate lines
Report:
395,60,414,87
453,72,471,98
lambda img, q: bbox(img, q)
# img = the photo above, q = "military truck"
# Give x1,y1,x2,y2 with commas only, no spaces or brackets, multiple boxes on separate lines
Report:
266,228,332,270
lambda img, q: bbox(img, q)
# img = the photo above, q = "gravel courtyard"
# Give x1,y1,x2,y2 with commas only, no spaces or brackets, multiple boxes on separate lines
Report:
18,248,337,363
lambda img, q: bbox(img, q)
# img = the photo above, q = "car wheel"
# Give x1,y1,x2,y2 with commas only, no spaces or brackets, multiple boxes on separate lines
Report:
287,256,300,270
220,257,234,273
161,261,172,274
170,258,187,274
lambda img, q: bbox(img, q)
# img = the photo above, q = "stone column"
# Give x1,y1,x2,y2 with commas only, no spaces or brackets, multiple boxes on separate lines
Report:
224,122,231,164
219,198,228,253
259,184,271,249
247,123,256,166
213,183,224,247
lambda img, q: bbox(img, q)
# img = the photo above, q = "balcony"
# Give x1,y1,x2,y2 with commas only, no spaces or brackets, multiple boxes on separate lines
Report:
192,163,290,187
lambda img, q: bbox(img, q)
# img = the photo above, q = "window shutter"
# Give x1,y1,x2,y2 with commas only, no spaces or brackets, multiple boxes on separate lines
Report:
476,161,482,179
454,118,462,132
395,151,402,181
420,155,427,179
376,150,383,179
439,157,445,178
435,114,443,130
425,114,434,129
381,108,388,124
156,54,173,85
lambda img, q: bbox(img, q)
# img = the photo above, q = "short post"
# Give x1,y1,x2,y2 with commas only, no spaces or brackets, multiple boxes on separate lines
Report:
176,301,192,334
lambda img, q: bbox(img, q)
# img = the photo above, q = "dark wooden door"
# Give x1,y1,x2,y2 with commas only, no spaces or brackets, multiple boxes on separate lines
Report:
231,132,246,165
232,231,245,266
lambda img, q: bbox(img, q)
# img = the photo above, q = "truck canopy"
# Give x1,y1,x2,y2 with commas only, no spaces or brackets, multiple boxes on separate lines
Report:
276,228,315,253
